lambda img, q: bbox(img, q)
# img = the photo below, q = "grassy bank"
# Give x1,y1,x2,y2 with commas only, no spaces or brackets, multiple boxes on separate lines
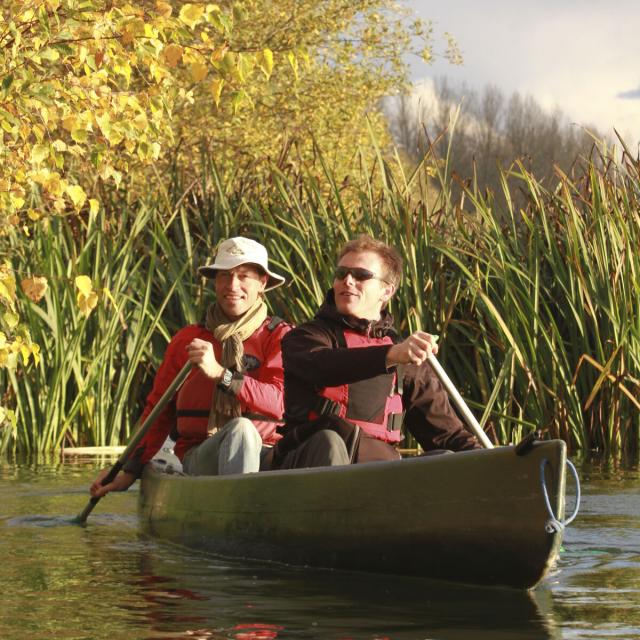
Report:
1,143,638,455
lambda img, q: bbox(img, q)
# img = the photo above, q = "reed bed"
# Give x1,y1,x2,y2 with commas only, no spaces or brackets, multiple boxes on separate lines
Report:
1,142,638,455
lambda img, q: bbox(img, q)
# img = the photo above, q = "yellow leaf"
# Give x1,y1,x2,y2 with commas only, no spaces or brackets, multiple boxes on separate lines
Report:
179,4,204,28
77,291,98,317
89,199,99,215
210,44,228,62
66,184,87,209
71,126,88,144
10,194,25,210
3,310,19,329
39,48,60,62
96,113,111,138
155,1,172,17
21,276,48,302
19,342,30,364
75,275,93,296
0,270,17,303
45,0,60,10
257,48,274,79
231,90,252,114
210,78,224,107
31,144,49,164
287,51,299,81
162,44,183,68
27,209,41,221
190,61,208,82
31,344,41,367
236,52,255,82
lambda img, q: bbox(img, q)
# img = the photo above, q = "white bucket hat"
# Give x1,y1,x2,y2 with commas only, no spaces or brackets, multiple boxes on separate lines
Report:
198,237,286,291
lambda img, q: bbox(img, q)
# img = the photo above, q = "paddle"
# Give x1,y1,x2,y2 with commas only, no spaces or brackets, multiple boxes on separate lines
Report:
427,354,494,449
74,361,192,524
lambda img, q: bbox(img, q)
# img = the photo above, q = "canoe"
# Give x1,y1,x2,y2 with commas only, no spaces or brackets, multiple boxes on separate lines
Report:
139,439,570,589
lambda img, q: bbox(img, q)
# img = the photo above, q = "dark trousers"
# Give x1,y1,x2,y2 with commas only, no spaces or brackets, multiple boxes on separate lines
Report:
278,429,400,470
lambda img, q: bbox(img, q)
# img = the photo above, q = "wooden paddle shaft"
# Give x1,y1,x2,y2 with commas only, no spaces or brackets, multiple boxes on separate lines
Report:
75,361,192,523
427,355,494,449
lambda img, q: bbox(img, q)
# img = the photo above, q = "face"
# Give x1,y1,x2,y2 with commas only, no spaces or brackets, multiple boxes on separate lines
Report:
214,264,267,319
333,251,395,320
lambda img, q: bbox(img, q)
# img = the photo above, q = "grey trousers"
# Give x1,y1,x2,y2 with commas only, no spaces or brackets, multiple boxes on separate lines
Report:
182,417,264,475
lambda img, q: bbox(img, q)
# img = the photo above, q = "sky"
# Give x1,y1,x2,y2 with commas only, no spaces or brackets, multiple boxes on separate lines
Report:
404,1,640,148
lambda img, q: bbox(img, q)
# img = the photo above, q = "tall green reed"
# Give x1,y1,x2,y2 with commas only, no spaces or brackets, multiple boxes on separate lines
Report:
2,137,638,454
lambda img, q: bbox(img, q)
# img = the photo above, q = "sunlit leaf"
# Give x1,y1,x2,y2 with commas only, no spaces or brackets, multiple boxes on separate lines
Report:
30,144,49,164
179,4,204,28
66,184,87,209
75,275,93,297
287,51,299,81
257,48,274,79
77,290,99,317
3,310,19,329
210,78,224,107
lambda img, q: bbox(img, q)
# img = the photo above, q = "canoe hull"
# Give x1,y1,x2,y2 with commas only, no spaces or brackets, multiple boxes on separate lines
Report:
139,440,567,589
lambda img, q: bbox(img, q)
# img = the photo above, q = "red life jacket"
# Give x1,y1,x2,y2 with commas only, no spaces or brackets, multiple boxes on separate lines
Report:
174,367,215,449
310,328,404,444
174,319,284,451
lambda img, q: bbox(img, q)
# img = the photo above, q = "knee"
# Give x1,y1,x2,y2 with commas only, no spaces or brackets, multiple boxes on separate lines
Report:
311,429,345,449
225,417,261,444
309,429,349,462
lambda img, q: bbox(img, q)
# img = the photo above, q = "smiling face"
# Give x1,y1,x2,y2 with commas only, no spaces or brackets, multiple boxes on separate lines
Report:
333,250,395,320
214,264,268,319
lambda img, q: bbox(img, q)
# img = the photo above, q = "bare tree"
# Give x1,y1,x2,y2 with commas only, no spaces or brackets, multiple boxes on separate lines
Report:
383,78,607,208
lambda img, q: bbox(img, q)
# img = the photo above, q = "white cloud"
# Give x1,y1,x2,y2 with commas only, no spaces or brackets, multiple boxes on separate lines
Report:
405,0,640,146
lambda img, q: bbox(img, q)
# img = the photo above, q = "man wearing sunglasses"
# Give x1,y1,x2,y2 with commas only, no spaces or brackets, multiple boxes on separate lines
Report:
273,234,480,468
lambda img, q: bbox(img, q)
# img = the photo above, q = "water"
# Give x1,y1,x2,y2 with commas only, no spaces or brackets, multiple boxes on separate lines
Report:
0,455,638,640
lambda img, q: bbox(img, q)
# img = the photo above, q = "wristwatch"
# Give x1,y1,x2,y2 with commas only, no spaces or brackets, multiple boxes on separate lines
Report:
218,368,234,390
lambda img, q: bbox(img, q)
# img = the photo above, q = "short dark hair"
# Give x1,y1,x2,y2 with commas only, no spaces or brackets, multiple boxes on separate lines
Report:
337,235,403,287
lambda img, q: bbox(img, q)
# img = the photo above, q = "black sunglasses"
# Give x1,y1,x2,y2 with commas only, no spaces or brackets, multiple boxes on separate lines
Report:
334,266,390,284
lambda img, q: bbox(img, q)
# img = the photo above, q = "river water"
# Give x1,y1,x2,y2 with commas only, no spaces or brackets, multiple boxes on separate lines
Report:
0,454,638,640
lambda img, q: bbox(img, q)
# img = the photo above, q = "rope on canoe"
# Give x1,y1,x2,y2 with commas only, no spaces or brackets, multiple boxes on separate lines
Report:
540,458,581,534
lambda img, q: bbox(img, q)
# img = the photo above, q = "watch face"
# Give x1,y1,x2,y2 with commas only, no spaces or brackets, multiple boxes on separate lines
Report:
223,369,233,385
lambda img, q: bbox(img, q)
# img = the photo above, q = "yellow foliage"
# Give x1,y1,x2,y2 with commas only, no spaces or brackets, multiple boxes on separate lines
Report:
0,0,436,380
75,275,94,297
75,276,98,318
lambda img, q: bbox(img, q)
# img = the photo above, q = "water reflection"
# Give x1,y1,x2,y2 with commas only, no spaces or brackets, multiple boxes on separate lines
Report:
119,546,559,640
0,454,638,639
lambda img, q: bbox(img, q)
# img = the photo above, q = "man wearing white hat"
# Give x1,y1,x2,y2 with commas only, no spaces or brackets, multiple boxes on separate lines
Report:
90,237,290,497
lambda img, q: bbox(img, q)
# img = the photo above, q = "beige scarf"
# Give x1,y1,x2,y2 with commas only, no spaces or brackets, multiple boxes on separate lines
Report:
205,298,267,434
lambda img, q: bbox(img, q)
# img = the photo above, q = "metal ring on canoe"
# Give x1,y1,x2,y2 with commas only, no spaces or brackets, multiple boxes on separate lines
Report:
540,458,581,534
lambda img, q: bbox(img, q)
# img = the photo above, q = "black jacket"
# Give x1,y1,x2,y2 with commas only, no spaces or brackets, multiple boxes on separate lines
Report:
281,291,480,451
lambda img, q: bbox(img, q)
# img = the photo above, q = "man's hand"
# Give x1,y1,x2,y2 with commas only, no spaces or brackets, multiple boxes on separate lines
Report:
186,338,225,380
386,331,439,367
89,469,137,499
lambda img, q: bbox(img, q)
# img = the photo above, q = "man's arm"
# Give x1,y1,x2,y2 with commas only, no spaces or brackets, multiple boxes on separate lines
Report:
403,361,481,451
234,322,291,420
281,323,391,388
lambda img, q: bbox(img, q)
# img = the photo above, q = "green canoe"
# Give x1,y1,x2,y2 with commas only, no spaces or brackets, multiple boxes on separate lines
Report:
139,439,571,589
